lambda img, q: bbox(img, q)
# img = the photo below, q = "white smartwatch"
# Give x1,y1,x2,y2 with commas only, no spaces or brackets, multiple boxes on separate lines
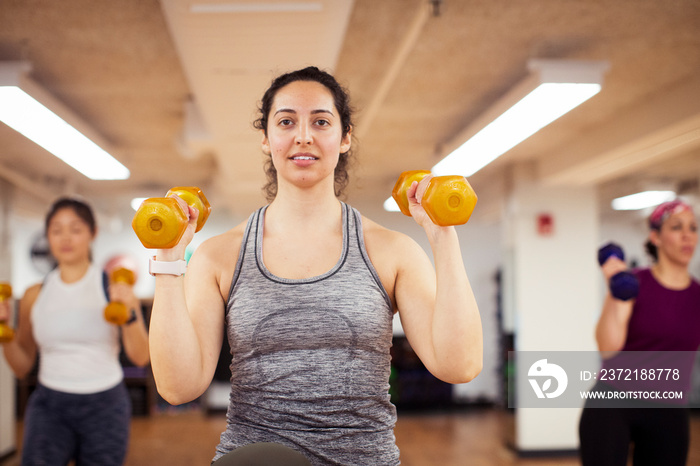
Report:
149,256,187,276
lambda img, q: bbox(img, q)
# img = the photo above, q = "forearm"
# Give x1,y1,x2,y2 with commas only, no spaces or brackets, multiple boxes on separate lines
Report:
2,341,36,379
121,308,150,368
428,226,483,383
595,295,633,354
149,276,208,404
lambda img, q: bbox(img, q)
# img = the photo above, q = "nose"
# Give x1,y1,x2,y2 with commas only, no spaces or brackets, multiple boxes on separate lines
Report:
295,121,312,145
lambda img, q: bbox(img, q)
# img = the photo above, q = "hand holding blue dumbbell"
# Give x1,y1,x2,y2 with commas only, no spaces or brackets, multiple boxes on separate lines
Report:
597,243,640,301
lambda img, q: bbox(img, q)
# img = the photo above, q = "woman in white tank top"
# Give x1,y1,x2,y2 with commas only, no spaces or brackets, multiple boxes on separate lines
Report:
0,197,150,465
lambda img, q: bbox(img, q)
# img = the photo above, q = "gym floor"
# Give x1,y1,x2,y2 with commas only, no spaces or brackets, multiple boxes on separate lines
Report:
4,408,700,465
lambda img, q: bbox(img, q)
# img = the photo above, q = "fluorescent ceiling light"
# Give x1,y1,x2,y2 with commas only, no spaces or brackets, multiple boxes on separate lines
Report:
432,59,609,177
190,2,322,13
384,59,609,212
0,62,130,180
611,191,676,211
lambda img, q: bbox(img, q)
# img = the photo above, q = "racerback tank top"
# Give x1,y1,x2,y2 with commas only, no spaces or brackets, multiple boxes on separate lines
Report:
215,202,400,465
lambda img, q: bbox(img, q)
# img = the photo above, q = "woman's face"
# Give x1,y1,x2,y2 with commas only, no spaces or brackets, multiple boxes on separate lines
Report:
650,209,698,267
261,80,351,192
47,208,94,265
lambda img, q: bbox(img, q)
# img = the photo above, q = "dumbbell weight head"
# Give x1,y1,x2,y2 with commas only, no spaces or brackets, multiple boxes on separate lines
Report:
132,186,211,249
422,175,478,226
0,283,14,343
609,271,640,301
132,197,189,249
391,170,432,217
597,242,625,266
0,283,11,301
104,302,130,326
111,268,136,285
166,187,211,232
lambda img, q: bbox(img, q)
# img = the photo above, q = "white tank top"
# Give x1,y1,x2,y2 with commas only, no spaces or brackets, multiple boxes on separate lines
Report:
31,264,123,394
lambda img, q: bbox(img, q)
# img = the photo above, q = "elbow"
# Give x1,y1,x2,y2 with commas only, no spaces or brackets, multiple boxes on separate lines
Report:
126,350,151,368
153,375,205,406
155,383,196,406
453,360,483,384
435,358,483,385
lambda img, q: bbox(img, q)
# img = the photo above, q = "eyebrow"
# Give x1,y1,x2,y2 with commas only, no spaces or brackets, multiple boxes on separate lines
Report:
273,108,335,117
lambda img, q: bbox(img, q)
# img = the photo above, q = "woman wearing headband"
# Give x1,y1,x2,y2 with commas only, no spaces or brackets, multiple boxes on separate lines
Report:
580,199,700,465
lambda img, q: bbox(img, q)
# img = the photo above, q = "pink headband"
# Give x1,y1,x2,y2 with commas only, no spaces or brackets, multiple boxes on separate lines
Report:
648,200,693,230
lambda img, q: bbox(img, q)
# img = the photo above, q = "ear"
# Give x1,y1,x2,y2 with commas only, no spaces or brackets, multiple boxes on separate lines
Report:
340,126,352,154
261,131,271,155
648,229,660,247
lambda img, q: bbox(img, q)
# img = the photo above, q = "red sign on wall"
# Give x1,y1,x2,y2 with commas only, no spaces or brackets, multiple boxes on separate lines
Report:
537,213,554,236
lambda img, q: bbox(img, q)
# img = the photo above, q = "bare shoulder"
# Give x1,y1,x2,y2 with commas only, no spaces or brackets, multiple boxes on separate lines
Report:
195,220,247,263
22,283,42,304
19,283,42,315
190,219,248,298
361,215,425,258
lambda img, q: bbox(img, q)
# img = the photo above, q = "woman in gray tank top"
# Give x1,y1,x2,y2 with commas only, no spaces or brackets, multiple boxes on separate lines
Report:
148,67,483,465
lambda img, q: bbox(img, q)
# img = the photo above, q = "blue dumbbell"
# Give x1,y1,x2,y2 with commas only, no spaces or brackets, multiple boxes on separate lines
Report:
597,243,639,301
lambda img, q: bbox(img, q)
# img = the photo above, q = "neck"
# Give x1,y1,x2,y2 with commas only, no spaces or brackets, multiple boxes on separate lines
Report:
266,186,342,236
59,260,91,284
651,257,690,289
268,177,341,223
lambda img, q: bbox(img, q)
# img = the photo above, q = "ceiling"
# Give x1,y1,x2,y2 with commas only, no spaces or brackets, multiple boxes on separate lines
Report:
1,0,699,225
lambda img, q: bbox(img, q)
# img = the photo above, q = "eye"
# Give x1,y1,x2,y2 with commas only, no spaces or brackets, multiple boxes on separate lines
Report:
278,118,294,126
315,119,330,127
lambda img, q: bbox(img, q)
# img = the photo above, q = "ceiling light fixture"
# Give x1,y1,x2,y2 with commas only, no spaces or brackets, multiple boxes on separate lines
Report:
611,191,676,211
383,59,608,212
0,61,130,180
432,59,609,177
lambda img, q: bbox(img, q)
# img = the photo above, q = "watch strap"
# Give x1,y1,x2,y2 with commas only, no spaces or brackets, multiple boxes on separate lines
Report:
125,309,138,325
149,256,187,276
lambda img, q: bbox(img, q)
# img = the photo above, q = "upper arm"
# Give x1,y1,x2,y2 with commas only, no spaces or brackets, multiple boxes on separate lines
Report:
363,222,439,369
391,235,442,368
182,229,242,384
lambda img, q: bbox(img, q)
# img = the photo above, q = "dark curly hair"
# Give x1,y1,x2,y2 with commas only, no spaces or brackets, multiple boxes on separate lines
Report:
45,197,97,264
45,197,97,236
253,66,354,201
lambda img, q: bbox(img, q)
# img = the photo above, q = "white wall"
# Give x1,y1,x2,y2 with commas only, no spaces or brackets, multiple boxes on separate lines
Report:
503,163,599,452
0,181,16,459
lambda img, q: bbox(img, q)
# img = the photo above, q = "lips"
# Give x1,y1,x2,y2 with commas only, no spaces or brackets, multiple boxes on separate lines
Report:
290,153,318,161
289,153,319,167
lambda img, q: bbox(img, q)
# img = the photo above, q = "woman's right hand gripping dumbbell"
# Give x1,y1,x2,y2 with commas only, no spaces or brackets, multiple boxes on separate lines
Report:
132,186,210,259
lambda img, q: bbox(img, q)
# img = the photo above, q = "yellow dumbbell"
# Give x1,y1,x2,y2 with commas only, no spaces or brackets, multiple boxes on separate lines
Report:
132,186,211,249
391,170,478,226
103,268,137,326
0,283,15,343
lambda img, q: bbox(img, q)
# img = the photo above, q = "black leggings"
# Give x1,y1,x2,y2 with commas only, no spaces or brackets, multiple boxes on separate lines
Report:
579,384,689,466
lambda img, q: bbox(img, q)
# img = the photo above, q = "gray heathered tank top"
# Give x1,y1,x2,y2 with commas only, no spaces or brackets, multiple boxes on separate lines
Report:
214,202,400,465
